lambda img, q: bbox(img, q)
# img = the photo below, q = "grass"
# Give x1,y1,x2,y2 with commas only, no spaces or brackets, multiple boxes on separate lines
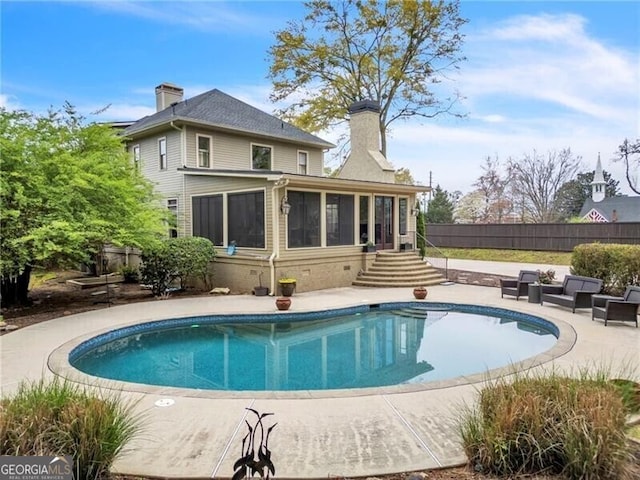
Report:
0,378,142,480
425,247,572,265
458,367,638,479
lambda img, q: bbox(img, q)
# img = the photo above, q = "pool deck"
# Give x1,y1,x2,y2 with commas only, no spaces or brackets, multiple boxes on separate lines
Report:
1,283,639,479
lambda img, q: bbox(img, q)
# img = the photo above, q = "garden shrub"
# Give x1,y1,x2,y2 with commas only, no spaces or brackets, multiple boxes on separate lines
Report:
170,236,216,289
119,265,139,284
139,241,176,296
139,237,216,295
459,371,633,479
571,243,640,295
0,378,141,480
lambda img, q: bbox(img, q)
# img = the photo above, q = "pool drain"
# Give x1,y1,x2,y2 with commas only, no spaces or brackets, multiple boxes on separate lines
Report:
154,398,175,407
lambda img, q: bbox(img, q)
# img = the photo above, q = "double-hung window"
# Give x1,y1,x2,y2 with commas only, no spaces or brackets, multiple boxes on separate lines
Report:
167,198,178,238
158,138,167,170
132,145,140,170
252,144,272,170
297,151,308,175
197,135,211,168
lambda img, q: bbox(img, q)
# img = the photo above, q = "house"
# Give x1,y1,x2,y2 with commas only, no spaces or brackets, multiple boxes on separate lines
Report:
579,155,640,222
124,83,429,294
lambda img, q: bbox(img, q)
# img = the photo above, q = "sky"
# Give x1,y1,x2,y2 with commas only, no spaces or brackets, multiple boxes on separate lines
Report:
2,1,639,196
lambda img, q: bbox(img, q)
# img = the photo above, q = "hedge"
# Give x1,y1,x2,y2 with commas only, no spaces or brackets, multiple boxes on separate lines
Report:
571,243,640,295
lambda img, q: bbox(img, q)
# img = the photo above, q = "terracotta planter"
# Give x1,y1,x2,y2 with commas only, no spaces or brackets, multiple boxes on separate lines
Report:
275,297,291,311
413,287,428,300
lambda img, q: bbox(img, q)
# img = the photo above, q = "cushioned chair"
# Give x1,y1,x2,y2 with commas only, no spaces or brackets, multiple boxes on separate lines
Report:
500,270,540,301
591,285,640,327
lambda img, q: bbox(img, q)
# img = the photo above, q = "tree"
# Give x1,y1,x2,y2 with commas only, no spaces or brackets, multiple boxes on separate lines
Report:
454,190,485,223
508,149,582,223
472,156,512,223
0,105,168,307
554,170,621,220
268,0,467,156
394,167,415,185
614,138,640,194
426,185,455,223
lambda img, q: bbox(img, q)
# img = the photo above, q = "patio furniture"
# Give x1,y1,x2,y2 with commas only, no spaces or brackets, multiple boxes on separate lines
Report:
500,270,540,301
591,285,640,327
541,275,603,313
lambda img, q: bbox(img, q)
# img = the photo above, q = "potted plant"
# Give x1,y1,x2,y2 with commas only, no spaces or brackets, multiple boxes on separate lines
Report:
362,241,376,253
536,269,556,284
253,272,269,296
278,277,296,297
275,297,291,311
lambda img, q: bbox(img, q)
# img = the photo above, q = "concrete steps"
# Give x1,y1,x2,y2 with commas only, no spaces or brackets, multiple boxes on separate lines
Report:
353,251,446,288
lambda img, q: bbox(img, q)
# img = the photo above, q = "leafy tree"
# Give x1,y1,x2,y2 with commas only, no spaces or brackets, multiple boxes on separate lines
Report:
394,167,415,185
554,170,621,220
454,190,485,223
614,138,640,194
268,0,467,156
0,105,168,307
508,149,582,223
426,185,455,223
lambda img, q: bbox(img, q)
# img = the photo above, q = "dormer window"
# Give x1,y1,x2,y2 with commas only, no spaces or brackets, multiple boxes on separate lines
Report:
298,151,308,175
197,135,211,168
252,144,272,170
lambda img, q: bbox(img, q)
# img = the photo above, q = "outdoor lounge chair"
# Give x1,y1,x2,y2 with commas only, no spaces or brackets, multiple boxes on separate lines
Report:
500,270,540,301
591,285,640,327
540,275,603,313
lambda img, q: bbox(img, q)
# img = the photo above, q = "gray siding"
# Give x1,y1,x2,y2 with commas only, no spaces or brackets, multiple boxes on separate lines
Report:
184,127,325,174
130,128,185,234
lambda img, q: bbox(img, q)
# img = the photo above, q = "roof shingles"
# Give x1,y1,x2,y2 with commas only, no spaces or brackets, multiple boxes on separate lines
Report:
124,88,334,148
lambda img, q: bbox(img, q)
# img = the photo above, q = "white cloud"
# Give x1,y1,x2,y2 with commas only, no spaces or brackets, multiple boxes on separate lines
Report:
0,93,20,111
82,1,274,33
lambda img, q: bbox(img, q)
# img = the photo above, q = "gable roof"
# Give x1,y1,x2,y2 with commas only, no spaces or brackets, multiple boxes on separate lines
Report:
579,196,640,222
124,88,335,149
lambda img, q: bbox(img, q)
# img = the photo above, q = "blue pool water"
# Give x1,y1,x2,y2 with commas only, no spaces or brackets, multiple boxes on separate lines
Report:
69,302,557,392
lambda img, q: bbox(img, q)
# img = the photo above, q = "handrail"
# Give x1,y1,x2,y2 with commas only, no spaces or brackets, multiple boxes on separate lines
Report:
416,231,449,281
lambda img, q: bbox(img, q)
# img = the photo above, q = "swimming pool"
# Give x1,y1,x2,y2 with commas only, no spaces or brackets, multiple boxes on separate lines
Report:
68,302,558,392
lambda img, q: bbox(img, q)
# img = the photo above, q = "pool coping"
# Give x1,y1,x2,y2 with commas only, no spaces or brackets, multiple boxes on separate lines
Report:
48,301,577,400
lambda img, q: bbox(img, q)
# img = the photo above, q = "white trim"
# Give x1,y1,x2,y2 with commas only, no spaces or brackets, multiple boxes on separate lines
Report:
132,144,141,169
297,150,309,175
250,142,273,171
158,137,167,171
196,133,213,168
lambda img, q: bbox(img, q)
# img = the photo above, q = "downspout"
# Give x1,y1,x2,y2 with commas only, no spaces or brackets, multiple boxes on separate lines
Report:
271,177,289,295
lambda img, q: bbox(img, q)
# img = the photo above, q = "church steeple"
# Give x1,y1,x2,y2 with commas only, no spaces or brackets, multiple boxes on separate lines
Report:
591,153,606,202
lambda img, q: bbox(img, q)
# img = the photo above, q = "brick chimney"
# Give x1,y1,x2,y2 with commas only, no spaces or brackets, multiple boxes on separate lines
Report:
155,83,184,112
337,100,395,183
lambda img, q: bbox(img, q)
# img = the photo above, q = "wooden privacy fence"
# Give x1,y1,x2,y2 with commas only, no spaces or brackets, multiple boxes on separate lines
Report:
426,222,640,252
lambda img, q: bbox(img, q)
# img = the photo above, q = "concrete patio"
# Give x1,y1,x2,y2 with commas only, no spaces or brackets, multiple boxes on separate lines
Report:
1,283,638,478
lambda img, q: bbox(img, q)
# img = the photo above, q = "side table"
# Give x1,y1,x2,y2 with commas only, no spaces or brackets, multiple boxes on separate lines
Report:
528,283,542,304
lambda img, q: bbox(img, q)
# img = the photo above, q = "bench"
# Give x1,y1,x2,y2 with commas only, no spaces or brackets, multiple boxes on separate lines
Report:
541,275,603,313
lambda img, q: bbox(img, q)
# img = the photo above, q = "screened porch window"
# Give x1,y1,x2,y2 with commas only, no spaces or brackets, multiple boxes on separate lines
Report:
287,191,320,248
326,193,354,246
228,191,265,248
192,195,223,246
